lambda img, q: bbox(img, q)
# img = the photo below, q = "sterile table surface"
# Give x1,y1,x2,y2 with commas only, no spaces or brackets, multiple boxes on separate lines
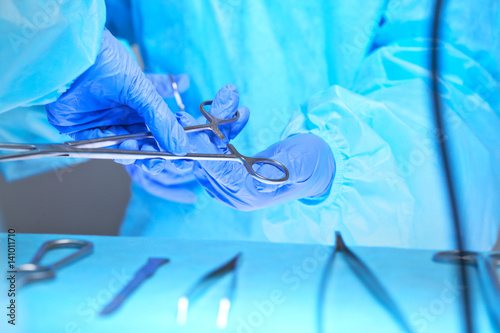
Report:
0,233,496,333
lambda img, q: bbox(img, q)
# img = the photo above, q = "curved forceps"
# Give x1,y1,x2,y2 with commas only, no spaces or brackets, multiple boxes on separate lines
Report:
177,253,241,329
0,101,290,185
317,232,413,333
17,239,94,287
433,250,500,329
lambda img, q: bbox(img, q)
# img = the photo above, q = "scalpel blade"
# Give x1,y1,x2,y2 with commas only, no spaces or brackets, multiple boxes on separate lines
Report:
100,258,169,316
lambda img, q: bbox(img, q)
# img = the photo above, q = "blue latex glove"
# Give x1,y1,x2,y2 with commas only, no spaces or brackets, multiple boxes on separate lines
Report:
125,84,250,202
177,86,336,211
46,28,189,173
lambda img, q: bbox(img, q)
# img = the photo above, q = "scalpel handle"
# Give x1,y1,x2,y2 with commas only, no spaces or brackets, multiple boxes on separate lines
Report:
100,258,169,316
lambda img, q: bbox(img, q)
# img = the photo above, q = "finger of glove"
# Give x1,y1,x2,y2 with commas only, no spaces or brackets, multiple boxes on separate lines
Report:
228,106,250,141
125,161,194,187
166,113,198,171
70,125,133,143
69,123,149,142
170,159,193,172
125,164,197,204
125,72,189,155
177,111,240,184
176,112,217,153
71,125,162,168
253,134,327,193
71,126,139,167
254,152,288,193
133,143,166,175
178,111,245,190
145,73,190,98
114,139,140,165
73,127,139,166
163,158,194,174
75,124,179,174
208,84,247,144
252,146,291,193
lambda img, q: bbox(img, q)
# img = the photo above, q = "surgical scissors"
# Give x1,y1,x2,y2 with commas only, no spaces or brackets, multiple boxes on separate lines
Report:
433,250,500,330
16,239,93,287
0,101,289,185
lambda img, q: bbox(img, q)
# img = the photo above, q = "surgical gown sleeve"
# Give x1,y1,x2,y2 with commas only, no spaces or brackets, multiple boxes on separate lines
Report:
262,5,500,251
0,0,106,113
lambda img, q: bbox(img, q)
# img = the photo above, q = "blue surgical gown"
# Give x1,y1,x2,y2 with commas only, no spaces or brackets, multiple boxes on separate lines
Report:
117,0,500,250
0,0,106,112
1,0,499,251
0,0,105,179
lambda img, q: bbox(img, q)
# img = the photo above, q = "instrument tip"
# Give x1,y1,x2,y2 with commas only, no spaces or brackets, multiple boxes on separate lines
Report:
177,296,189,326
216,297,231,329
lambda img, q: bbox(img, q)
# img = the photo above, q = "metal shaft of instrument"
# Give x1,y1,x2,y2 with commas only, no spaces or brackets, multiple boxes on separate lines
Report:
55,149,244,162
0,145,289,185
0,143,36,151
68,127,215,149
169,73,185,112
0,150,248,170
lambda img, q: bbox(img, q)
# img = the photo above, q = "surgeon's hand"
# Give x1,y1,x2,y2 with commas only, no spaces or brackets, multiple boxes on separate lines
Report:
46,28,189,173
179,87,336,211
124,84,250,202
124,161,199,204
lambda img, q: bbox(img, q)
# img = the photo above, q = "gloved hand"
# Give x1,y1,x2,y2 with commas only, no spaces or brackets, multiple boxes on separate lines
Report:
46,28,189,173
125,161,199,204
178,86,336,211
125,84,250,202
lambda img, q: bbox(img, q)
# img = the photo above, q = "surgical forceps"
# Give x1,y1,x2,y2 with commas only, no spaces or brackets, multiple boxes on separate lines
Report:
16,239,93,287
177,253,241,329
317,232,413,333
0,101,289,185
434,250,500,329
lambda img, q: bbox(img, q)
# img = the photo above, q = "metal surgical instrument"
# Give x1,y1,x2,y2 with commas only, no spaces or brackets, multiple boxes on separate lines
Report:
16,239,93,287
177,253,241,329
317,232,413,333
433,250,500,330
100,258,170,316
0,101,289,185
169,73,185,112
